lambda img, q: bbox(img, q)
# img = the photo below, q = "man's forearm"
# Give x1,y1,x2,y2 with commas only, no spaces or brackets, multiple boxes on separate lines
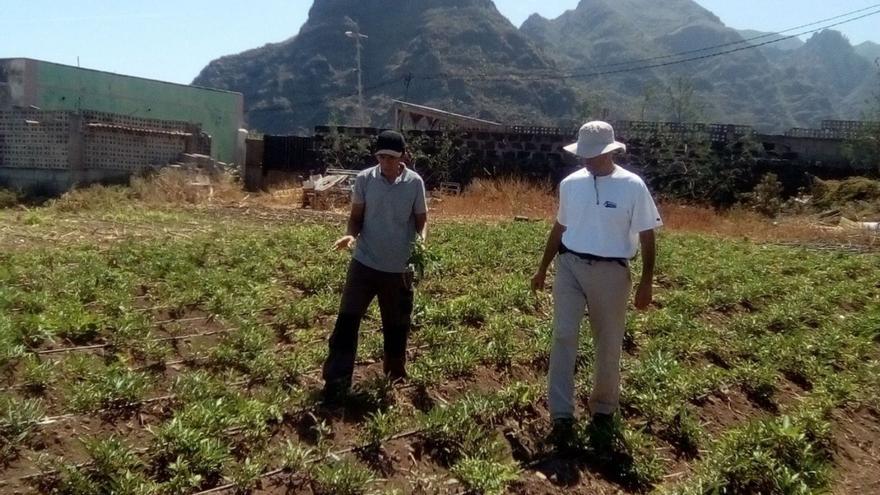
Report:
538,223,565,272
639,230,656,284
346,215,363,238
415,214,428,241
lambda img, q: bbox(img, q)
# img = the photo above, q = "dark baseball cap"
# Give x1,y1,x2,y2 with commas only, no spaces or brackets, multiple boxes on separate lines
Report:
375,130,406,158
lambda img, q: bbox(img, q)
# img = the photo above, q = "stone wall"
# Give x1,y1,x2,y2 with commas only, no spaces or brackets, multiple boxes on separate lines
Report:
296,123,874,187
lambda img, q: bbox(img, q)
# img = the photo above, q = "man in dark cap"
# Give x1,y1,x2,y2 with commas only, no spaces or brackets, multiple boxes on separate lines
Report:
322,130,428,401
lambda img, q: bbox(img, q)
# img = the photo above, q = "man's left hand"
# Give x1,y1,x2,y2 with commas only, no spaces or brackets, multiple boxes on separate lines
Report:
634,281,653,310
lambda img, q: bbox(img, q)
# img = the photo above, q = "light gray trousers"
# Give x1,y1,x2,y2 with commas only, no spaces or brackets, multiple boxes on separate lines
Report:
549,252,630,419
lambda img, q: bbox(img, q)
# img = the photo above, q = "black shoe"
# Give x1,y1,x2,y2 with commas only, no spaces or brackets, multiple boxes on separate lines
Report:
322,379,350,405
587,413,620,454
548,417,577,452
383,354,408,382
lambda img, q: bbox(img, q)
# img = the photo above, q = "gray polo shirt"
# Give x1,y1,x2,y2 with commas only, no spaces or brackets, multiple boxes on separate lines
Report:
353,165,427,273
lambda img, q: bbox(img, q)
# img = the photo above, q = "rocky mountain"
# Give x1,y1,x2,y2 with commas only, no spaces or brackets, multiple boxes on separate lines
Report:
194,0,878,134
736,30,805,52
856,41,880,65
519,0,876,131
194,0,577,134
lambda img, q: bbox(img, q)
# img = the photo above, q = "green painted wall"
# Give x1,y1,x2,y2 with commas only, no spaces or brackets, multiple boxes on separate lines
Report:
32,60,242,163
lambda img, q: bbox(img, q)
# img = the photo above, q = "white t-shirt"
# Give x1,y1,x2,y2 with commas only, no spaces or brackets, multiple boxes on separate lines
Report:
557,165,662,259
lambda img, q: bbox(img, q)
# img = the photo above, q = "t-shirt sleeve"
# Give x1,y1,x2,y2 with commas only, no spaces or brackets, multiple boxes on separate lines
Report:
352,174,367,205
631,181,663,234
413,178,428,215
556,182,568,226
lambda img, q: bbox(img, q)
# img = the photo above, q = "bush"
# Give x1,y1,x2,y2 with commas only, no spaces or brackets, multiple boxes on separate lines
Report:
317,130,373,170
811,177,880,218
750,173,784,217
637,135,760,208
0,188,19,208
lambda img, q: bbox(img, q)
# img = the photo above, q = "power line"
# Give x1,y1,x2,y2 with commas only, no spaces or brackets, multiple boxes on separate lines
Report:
436,2,880,79
417,7,880,83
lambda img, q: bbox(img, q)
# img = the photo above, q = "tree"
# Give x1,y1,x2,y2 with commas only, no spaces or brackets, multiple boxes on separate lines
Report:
317,129,372,170
664,77,705,123
639,134,760,208
575,91,608,123
408,132,472,186
844,63,880,172
639,82,661,121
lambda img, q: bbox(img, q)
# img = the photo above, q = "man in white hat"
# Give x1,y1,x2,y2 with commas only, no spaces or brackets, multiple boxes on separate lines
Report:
531,121,662,444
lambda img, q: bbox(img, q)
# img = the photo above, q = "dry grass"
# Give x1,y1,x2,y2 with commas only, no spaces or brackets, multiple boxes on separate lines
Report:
661,202,878,249
50,169,307,212
433,177,557,219
38,174,879,250
431,178,879,250
131,169,248,205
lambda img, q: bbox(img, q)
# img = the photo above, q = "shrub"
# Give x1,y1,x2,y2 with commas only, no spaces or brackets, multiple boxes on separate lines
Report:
750,173,784,217
0,188,19,208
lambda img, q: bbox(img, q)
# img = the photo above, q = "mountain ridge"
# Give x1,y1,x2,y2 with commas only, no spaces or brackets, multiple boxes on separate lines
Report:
194,0,879,134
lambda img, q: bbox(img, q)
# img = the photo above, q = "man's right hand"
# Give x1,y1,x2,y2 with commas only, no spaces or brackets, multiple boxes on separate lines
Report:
334,235,356,251
531,270,547,292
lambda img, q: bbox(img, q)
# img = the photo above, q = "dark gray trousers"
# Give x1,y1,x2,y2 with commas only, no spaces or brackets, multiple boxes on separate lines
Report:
322,259,414,386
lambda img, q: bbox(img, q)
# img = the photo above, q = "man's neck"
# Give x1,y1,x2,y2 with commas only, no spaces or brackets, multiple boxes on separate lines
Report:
380,163,404,181
587,163,615,177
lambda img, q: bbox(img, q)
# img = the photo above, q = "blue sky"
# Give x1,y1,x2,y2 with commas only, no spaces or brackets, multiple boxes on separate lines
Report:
2,0,878,85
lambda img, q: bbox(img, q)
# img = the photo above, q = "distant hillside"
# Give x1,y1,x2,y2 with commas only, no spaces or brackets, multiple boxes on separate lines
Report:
194,0,577,134
519,0,874,131
195,0,878,134
736,29,805,51
856,41,880,65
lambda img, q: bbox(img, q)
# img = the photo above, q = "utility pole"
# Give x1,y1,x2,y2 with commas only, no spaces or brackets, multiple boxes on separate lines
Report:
345,28,369,127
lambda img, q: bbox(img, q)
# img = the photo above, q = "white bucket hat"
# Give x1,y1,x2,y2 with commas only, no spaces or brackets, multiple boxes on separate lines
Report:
563,121,626,159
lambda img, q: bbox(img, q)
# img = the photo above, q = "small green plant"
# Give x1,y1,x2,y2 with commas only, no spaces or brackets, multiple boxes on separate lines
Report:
350,375,395,412
149,418,231,489
209,323,275,379
408,237,439,285
359,409,403,452
66,363,152,412
420,405,498,464
664,407,702,459
451,456,520,495
226,455,267,494
20,354,55,393
280,440,316,474
309,415,333,455
312,458,375,495
37,436,156,495
679,415,832,494
738,363,777,407
0,394,45,462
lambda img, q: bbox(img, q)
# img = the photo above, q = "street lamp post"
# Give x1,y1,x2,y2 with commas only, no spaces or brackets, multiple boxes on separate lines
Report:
345,29,369,127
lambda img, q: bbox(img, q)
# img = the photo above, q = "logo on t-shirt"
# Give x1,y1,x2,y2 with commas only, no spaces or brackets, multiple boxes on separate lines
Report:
604,201,618,209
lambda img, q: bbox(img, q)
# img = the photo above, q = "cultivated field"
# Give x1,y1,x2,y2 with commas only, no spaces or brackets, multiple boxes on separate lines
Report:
0,183,878,495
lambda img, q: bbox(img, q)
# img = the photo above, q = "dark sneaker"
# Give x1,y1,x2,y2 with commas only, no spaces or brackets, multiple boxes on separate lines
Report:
587,413,620,457
383,355,408,382
548,417,577,452
321,379,350,405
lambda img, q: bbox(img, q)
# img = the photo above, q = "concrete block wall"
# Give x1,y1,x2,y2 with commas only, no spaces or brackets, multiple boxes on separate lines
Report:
0,109,211,194
0,110,71,170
